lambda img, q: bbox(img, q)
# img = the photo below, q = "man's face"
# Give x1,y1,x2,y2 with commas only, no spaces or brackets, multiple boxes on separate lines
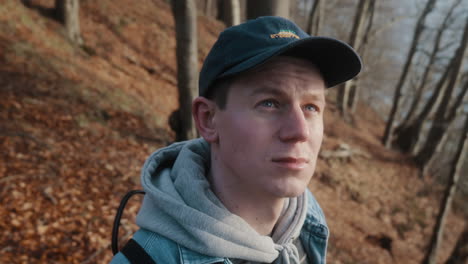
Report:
211,56,326,198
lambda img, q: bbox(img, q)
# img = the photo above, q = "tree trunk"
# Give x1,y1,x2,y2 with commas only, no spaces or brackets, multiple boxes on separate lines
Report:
415,17,468,167
348,0,376,113
414,77,467,164
21,0,32,8
382,0,436,147
347,80,358,111
172,0,198,141
204,0,215,17
337,0,372,117
421,113,468,264
55,0,65,23
55,0,83,45
445,224,468,264
217,0,241,27
445,76,468,122
337,79,351,118
395,0,460,139
247,0,290,19
394,55,451,153
420,120,451,178
306,0,322,36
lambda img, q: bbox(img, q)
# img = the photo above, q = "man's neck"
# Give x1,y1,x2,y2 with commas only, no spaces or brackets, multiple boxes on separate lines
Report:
208,164,285,236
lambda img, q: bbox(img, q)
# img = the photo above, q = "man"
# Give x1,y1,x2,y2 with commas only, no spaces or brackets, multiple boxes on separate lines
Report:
111,16,361,264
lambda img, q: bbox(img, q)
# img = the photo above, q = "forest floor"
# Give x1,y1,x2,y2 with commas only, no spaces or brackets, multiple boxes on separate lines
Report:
0,0,466,263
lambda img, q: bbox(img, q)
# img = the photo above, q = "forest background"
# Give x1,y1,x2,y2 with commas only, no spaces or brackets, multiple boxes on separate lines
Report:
0,0,467,263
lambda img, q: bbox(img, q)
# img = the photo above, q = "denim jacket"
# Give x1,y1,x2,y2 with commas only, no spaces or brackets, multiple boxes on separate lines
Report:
110,190,329,264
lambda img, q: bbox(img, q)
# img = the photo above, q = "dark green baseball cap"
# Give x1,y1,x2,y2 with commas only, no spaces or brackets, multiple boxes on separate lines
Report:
199,16,362,96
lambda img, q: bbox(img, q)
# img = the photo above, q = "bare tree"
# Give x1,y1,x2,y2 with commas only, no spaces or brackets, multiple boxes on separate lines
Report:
421,111,468,264
306,0,324,36
55,0,83,45
445,224,468,264
247,0,290,19
346,0,376,113
393,0,462,152
414,18,468,167
398,1,457,128
217,0,241,27
336,0,375,117
416,76,468,166
21,0,32,7
396,68,462,156
382,0,437,147
205,0,212,15
172,0,198,141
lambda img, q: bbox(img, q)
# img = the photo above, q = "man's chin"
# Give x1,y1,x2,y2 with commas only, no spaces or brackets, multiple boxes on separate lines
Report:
273,186,307,198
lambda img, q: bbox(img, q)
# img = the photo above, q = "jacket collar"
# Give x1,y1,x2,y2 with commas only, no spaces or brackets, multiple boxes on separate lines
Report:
179,245,228,264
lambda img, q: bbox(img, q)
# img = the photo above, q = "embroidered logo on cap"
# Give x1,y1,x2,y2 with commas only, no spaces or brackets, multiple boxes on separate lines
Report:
270,30,300,39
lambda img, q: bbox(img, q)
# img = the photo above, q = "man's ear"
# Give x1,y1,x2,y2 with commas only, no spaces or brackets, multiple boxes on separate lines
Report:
192,97,218,143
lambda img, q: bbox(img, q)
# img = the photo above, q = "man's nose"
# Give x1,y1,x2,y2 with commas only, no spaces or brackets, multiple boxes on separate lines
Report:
278,105,309,142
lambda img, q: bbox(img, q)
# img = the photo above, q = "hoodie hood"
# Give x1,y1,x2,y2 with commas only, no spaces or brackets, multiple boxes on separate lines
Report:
136,138,307,263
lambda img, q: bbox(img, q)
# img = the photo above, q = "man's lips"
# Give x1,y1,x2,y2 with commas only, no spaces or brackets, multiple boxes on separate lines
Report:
271,157,309,169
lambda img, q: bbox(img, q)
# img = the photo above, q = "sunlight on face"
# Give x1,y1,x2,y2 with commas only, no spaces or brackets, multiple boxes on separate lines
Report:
212,56,326,198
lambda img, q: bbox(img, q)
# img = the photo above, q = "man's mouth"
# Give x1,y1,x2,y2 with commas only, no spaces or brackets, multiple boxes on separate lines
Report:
271,157,309,170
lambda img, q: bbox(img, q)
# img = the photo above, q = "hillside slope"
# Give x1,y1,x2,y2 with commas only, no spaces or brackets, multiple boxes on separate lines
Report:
0,0,465,263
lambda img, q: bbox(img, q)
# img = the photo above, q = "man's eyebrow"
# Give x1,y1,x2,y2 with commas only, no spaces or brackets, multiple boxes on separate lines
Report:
250,86,325,100
302,92,326,103
249,86,287,97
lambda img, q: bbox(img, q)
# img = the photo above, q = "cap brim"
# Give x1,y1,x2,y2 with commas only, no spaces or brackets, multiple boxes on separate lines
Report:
218,37,362,88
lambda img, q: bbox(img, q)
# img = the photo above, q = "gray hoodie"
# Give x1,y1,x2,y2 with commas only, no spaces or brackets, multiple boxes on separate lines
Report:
135,138,309,263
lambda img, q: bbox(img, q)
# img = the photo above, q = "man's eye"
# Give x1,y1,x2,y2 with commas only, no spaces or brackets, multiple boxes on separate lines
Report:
260,100,279,108
305,104,319,112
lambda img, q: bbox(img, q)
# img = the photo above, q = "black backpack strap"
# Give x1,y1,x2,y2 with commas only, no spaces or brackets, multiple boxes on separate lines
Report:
120,239,156,264
112,190,222,264
112,190,146,255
